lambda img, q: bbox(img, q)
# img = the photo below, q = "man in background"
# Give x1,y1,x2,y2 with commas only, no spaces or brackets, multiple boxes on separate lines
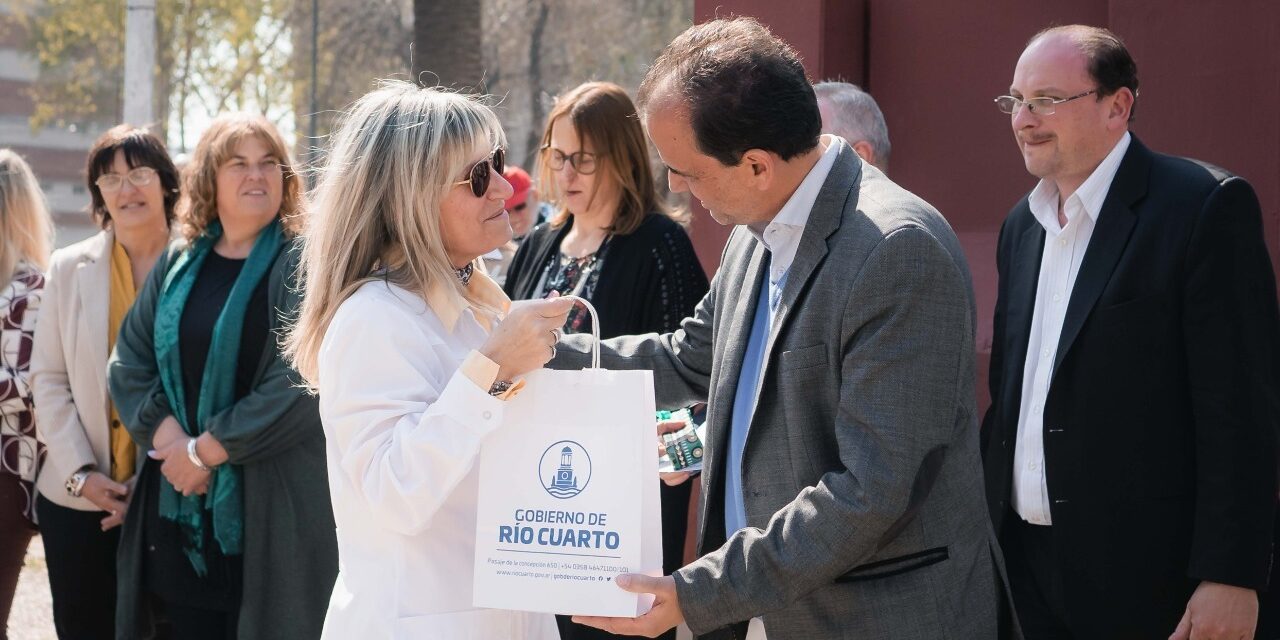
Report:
983,24,1277,639
813,81,890,174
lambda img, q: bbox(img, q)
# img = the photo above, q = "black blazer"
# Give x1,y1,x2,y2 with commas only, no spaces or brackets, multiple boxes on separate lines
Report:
503,212,709,339
982,136,1279,638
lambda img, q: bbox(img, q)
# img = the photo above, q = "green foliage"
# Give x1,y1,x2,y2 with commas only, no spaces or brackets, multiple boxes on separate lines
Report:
14,0,125,129
14,0,295,143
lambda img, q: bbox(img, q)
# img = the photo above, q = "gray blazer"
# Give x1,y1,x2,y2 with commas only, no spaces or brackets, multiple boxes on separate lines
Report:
556,142,1005,639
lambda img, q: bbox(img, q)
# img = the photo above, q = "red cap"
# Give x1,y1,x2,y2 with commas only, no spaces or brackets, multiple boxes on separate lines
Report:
503,165,533,206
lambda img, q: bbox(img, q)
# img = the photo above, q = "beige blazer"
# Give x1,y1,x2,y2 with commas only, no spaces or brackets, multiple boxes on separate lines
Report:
32,230,136,511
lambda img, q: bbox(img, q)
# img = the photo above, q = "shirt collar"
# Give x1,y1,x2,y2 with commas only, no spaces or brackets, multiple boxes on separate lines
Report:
1028,131,1132,233
749,134,842,277
424,268,510,333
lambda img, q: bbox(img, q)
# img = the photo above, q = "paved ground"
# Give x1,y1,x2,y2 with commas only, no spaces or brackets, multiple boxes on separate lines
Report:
8,537,54,640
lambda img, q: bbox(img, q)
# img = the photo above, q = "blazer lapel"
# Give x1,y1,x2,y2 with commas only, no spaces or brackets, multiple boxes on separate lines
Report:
76,231,112,413
756,147,860,397
1052,139,1151,375
1001,216,1045,423
703,236,767,523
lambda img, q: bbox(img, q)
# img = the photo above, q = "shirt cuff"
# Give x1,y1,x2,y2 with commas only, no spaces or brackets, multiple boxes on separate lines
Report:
459,350,525,400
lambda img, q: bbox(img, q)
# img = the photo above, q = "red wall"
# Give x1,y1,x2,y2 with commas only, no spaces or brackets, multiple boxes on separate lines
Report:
690,0,1280,413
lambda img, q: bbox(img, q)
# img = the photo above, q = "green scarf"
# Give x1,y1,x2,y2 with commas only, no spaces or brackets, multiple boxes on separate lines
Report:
153,218,284,575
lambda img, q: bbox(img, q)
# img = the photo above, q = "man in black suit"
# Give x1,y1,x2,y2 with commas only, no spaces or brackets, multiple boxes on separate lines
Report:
983,24,1279,639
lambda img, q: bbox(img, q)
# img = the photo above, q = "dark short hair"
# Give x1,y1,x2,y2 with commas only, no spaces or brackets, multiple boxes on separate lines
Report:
637,16,821,166
86,124,179,229
1031,25,1140,122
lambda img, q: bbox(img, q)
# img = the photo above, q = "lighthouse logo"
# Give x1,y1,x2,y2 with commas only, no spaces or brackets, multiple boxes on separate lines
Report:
539,440,592,499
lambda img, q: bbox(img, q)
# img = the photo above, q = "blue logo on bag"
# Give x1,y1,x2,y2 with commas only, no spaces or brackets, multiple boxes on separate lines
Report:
539,440,592,499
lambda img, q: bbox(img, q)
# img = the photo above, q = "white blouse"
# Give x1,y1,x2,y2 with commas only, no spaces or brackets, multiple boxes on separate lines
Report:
317,278,559,640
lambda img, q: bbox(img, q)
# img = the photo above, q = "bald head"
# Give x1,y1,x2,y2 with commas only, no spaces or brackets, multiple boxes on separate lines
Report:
1008,25,1137,194
1026,25,1139,121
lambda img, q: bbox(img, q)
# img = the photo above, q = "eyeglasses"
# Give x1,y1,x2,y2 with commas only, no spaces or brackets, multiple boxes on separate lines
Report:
454,147,506,197
95,166,157,192
994,89,1097,116
543,146,598,175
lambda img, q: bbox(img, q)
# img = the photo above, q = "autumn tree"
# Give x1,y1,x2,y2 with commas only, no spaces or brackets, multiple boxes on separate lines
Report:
14,0,295,149
482,0,692,167
288,0,412,165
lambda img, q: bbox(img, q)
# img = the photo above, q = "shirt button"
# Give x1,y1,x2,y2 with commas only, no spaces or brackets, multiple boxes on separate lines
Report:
1041,349,1051,358
1059,238,1068,246
1029,462,1041,472
482,411,493,420
1052,293,1062,302
1034,405,1043,414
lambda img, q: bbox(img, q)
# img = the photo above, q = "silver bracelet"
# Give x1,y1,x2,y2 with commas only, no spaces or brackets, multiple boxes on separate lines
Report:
187,437,211,471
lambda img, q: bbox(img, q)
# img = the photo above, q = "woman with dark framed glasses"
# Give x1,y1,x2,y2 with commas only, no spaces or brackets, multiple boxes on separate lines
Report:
30,124,176,639
285,81,571,639
502,80,709,640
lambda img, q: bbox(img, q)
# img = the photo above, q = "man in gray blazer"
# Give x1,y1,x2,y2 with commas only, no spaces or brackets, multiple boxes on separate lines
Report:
560,17,1004,639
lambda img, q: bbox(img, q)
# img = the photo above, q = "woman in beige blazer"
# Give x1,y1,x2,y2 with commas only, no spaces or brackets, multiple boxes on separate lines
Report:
31,125,176,639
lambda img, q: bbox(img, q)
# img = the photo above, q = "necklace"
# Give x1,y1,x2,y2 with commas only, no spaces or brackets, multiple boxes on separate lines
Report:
455,263,474,286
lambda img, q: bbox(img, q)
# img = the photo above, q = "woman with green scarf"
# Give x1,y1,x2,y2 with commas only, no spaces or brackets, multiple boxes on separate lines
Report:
108,113,337,640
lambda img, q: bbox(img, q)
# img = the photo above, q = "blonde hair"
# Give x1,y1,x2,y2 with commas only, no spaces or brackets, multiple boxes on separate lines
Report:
537,81,676,235
0,149,54,283
285,80,506,387
177,112,304,242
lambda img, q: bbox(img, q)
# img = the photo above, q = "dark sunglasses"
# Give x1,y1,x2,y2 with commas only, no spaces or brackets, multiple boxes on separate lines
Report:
453,147,506,197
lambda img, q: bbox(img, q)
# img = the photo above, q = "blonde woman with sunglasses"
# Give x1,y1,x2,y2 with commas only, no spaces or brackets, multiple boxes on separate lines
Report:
286,81,573,639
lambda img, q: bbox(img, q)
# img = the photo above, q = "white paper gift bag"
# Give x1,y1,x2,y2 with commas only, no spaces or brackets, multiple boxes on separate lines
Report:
473,297,663,617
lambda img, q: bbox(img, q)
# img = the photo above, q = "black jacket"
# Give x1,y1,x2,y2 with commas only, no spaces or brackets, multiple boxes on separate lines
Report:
982,136,1279,638
504,212,709,338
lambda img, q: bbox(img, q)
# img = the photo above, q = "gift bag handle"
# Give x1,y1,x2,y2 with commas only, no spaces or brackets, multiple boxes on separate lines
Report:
559,295,601,370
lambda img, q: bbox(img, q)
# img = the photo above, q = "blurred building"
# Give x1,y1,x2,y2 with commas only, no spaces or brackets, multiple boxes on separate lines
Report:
0,3,110,247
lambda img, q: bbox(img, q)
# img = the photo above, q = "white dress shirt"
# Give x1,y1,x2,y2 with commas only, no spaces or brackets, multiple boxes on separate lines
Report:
317,277,558,639
1013,132,1131,525
749,134,842,306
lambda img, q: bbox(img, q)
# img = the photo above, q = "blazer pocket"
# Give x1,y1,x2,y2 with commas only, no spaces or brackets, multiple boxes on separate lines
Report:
1090,293,1168,329
779,343,827,371
834,546,949,583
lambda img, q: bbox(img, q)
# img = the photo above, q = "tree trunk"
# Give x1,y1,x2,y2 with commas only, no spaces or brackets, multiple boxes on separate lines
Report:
413,0,483,90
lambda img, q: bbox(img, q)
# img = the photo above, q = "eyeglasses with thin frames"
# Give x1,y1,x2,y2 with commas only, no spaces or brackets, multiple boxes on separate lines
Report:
994,89,1098,116
95,166,157,192
453,147,506,197
542,146,598,175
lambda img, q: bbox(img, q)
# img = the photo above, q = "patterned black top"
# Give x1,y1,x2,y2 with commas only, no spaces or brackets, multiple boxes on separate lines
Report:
504,213,709,340
533,237,612,333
